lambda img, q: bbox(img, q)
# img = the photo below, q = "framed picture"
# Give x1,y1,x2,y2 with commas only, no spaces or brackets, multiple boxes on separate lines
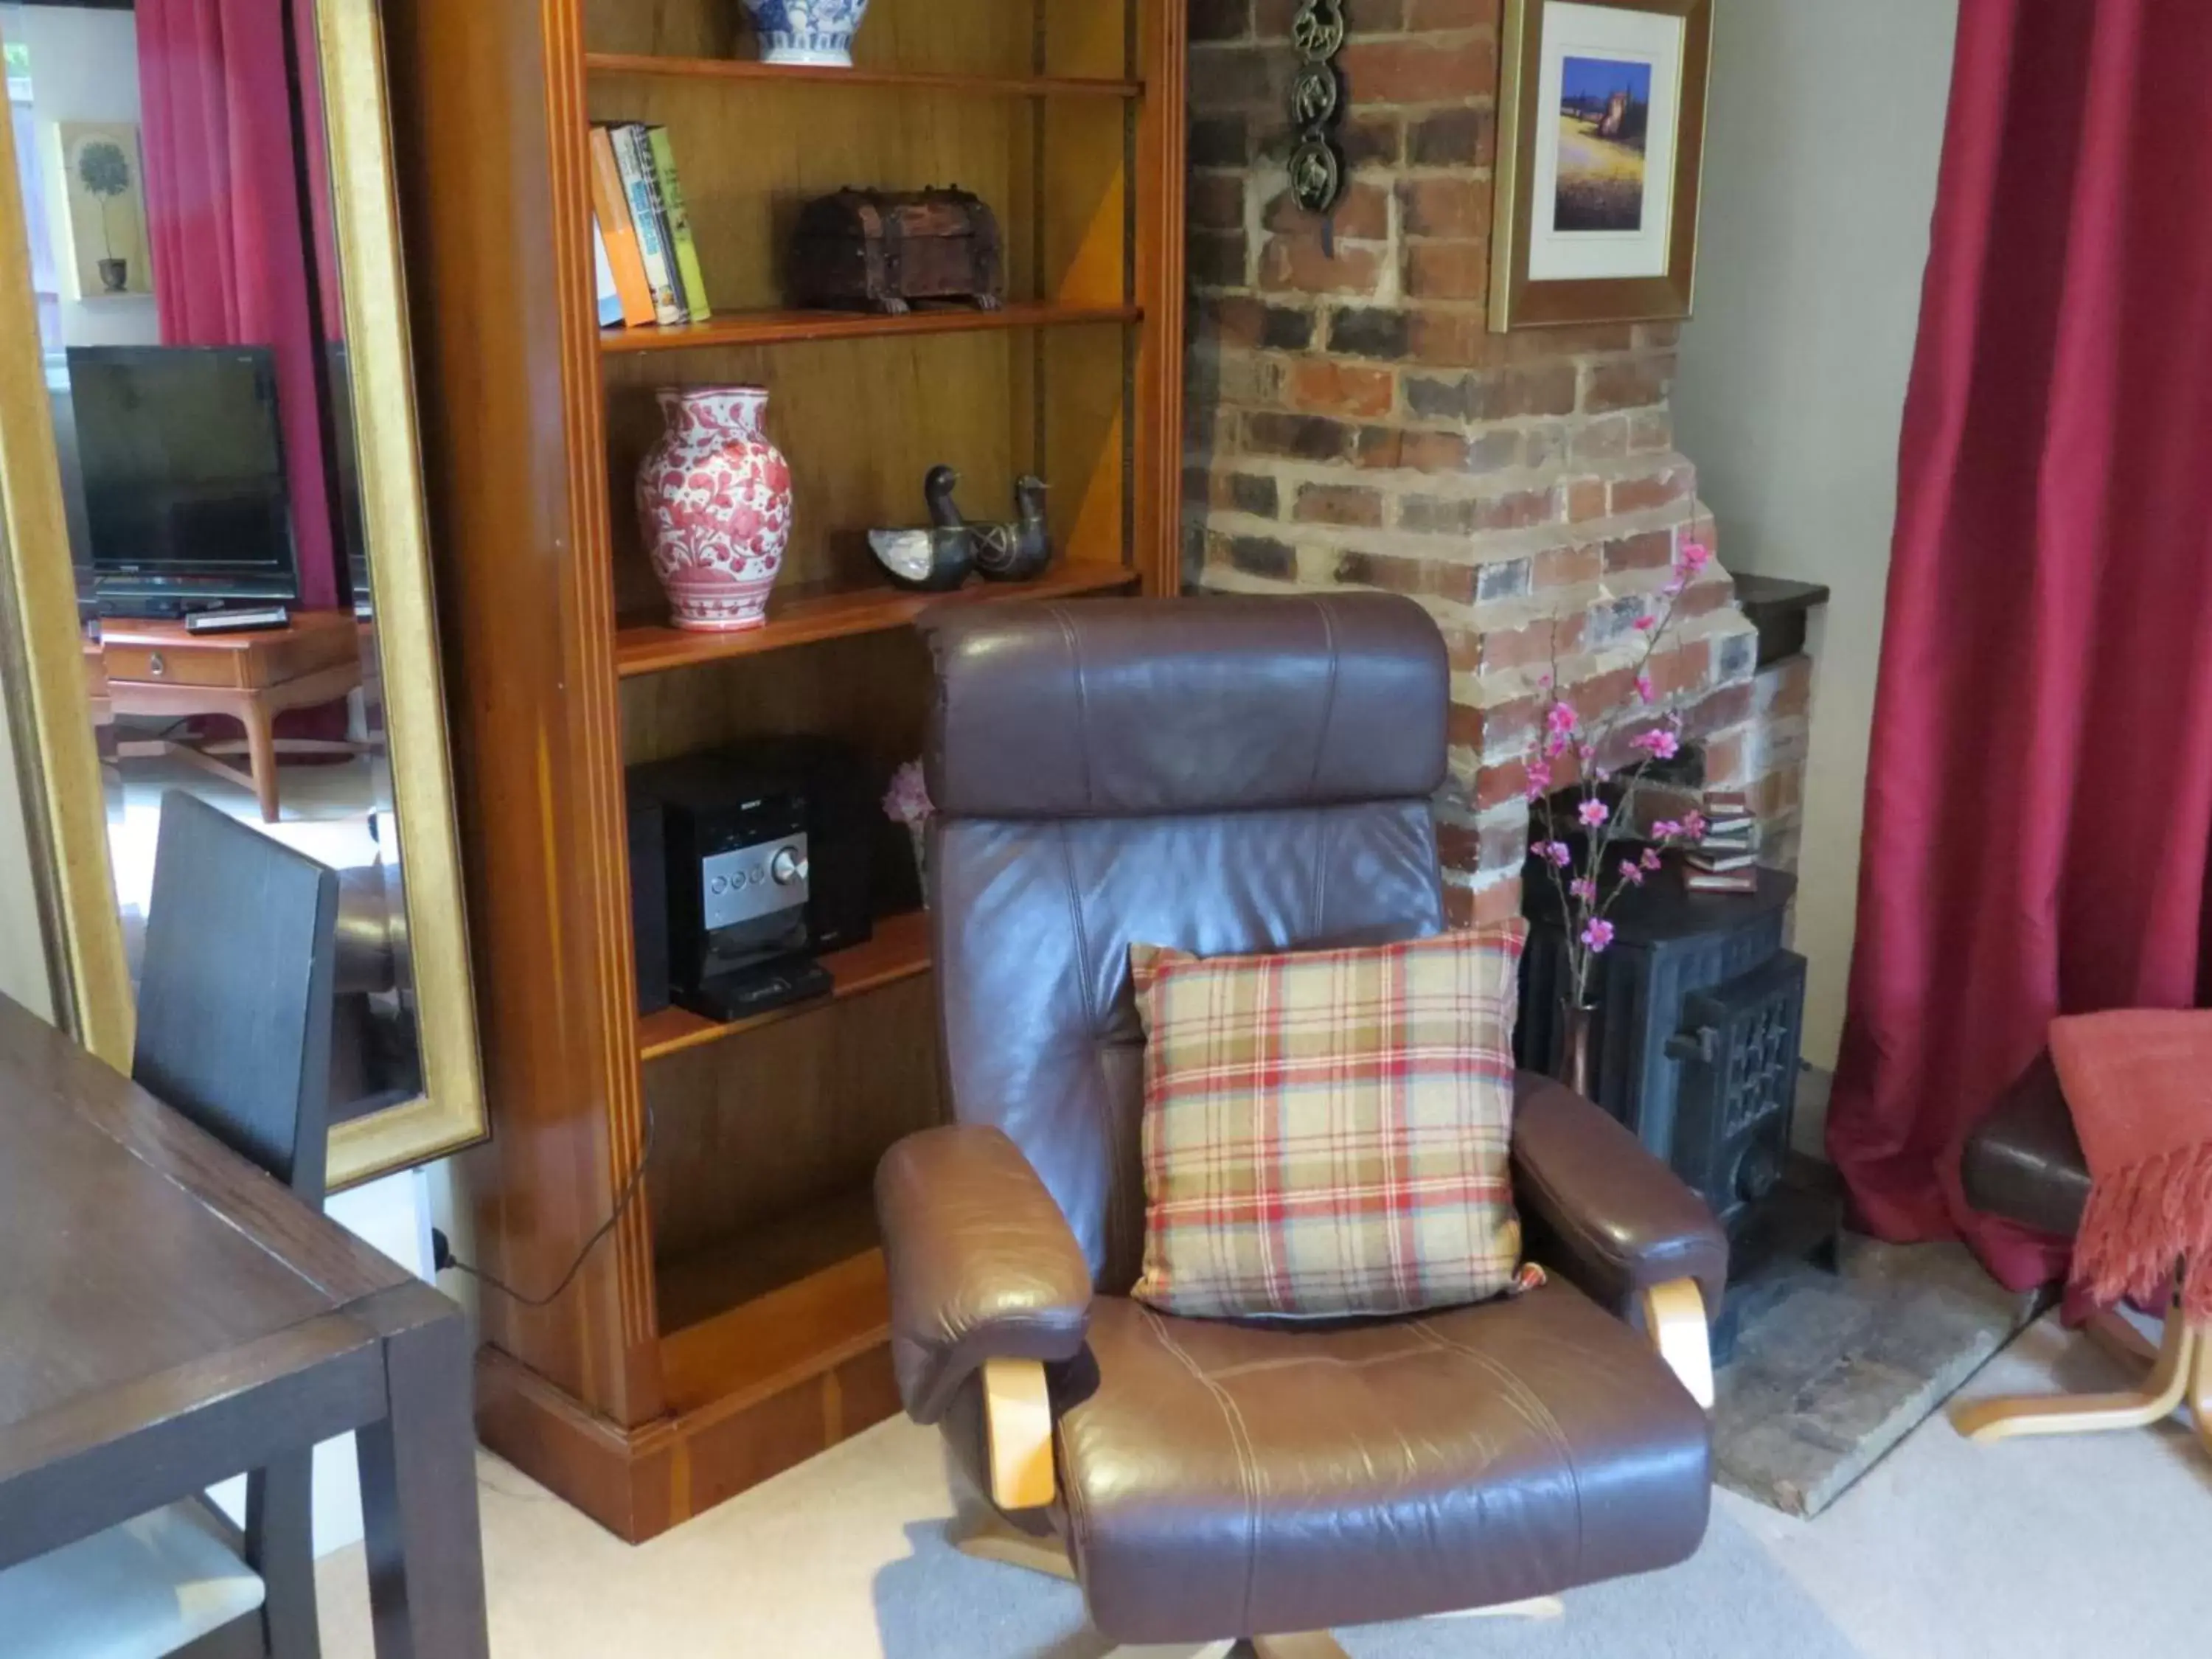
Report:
49,121,153,301
1490,0,1712,331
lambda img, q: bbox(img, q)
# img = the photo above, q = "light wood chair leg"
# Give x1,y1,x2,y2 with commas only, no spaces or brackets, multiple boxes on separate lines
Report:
982,1357,1057,1510
956,1507,1569,1654
1252,1635,1352,1659
953,1511,1077,1583
2083,1307,2164,1371
954,1517,1231,1656
2192,1325,2212,1458
1950,1300,2197,1443
1433,1596,1568,1621
1640,1279,1716,1409
1247,1598,1565,1659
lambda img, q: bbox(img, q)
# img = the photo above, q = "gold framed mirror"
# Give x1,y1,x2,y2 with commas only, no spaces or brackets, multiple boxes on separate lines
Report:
0,0,486,1189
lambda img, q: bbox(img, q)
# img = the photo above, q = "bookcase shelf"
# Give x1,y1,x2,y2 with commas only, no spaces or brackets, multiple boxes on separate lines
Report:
655,1188,886,1413
601,300,1141,355
636,909,933,1062
584,52,1143,100
406,0,1186,1546
613,564,1138,679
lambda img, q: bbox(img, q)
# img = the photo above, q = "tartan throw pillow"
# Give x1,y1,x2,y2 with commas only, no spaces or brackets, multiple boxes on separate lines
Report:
1128,924,1527,1321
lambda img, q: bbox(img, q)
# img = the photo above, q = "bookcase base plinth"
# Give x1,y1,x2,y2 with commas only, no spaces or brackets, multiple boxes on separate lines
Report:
476,1336,902,1545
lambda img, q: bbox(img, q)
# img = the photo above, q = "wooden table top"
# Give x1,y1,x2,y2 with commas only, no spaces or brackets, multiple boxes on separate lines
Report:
0,993,407,1458
94,610,359,652
0,994,488,1654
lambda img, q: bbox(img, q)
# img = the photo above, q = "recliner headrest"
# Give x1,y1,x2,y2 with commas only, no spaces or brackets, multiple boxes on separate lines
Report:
924,593,1449,819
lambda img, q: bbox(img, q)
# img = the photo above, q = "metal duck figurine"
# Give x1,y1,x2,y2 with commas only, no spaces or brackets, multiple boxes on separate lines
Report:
973,476,1051,582
867,464,975,593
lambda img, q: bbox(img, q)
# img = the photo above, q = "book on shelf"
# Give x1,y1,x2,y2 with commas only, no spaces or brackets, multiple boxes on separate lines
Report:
1683,785,1757,860
1690,830,1757,855
608,122,685,327
1684,868,1760,895
591,216,623,328
585,128,653,327
1670,781,1761,884
644,125,712,325
1686,849,1760,874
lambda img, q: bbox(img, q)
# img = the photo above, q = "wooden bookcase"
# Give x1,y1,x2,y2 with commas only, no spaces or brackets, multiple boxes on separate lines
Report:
380,0,1185,1541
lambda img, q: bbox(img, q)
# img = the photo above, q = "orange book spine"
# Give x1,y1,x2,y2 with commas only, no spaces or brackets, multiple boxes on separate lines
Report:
588,126,654,327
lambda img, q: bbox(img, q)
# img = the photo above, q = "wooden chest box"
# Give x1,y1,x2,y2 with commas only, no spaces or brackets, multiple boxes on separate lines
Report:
789,187,1005,315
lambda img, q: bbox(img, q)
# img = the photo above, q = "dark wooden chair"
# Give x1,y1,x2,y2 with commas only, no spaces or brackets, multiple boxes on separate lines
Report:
0,791,339,1658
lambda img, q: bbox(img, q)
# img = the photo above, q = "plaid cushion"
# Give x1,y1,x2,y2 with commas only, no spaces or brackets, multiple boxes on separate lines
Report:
1128,925,1526,1321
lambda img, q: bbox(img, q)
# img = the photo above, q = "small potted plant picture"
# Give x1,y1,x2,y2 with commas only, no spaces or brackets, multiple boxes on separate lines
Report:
75,138,133,294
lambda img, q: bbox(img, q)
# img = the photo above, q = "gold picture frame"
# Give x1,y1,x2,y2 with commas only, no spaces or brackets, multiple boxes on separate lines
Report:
0,75,132,1065
0,0,489,1191
1490,0,1714,332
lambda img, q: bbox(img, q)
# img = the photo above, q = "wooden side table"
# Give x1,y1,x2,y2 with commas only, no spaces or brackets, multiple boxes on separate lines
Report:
100,611,364,823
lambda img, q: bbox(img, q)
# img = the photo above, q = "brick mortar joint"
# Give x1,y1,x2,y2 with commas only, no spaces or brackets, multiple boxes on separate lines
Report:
1198,512,1703,567
1194,452,1700,498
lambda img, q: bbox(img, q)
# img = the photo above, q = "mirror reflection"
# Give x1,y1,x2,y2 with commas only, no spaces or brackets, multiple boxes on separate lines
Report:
4,0,420,1121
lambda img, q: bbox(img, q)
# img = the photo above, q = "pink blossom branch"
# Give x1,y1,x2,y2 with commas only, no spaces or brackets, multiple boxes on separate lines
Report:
1524,541,1714,1004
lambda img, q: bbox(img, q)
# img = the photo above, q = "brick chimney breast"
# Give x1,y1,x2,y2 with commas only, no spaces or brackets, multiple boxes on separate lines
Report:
1183,0,1777,925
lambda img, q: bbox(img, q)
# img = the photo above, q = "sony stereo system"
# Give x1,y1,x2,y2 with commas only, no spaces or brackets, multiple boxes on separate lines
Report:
627,737,909,1024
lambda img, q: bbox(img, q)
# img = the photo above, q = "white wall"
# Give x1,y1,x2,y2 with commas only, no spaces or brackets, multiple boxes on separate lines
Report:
12,2,158,347
1674,0,1959,1070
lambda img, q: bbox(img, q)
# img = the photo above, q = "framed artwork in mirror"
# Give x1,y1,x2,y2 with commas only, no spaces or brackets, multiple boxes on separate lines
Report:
51,121,152,299
0,0,487,1189
1490,0,1713,331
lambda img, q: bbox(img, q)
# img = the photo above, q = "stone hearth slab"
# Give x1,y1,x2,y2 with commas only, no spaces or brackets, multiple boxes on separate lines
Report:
1712,1235,2044,1518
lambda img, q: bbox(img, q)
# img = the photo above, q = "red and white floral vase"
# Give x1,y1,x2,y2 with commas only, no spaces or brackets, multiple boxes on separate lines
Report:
636,386,793,632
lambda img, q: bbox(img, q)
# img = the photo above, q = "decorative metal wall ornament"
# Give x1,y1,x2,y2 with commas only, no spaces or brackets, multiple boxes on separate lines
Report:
1288,0,1347,224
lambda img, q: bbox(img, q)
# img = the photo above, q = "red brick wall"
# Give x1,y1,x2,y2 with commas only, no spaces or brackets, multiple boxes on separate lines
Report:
1184,0,1790,920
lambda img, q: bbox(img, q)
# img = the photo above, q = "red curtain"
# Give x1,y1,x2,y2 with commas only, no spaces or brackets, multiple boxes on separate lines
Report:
136,0,338,611
1829,0,2212,1289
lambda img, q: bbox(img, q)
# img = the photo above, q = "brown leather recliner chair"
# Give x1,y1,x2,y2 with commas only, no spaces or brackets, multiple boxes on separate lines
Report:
877,594,1728,1657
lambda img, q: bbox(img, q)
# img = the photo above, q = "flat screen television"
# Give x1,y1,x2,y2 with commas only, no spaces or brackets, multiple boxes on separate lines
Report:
67,344,300,615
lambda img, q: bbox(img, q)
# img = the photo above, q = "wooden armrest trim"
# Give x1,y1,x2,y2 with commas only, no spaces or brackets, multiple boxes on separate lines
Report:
982,1357,1057,1509
1640,1278,1715,1409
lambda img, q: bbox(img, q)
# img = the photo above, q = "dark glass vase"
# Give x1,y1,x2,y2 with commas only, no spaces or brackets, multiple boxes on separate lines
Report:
1552,1000,1597,1099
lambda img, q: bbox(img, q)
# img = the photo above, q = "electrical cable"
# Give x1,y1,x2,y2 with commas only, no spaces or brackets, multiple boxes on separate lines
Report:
432,1102,655,1310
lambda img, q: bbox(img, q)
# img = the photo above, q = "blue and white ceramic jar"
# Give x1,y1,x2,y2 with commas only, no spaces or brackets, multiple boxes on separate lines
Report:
742,0,872,67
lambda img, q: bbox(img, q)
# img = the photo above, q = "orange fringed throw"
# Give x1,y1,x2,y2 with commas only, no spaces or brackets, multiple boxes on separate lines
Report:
2048,1010,2212,1321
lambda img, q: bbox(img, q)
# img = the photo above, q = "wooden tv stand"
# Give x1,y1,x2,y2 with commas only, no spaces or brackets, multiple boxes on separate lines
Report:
100,610,364,823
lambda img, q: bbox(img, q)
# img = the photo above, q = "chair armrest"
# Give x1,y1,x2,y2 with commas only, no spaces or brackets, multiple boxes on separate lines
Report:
1510,1072,1729,1318
875,1124,1093,1425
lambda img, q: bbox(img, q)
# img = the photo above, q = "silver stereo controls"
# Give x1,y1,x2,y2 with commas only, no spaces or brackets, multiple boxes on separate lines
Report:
700,833,810,931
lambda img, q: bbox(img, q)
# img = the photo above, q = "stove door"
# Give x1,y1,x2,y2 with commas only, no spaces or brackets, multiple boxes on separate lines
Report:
1666,950,1807,1229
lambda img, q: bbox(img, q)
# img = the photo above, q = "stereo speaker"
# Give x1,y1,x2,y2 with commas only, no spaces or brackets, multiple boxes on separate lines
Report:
627,786,670,1015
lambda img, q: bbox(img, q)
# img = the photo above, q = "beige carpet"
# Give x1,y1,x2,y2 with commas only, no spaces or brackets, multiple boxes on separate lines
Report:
316,1312,2212,1658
